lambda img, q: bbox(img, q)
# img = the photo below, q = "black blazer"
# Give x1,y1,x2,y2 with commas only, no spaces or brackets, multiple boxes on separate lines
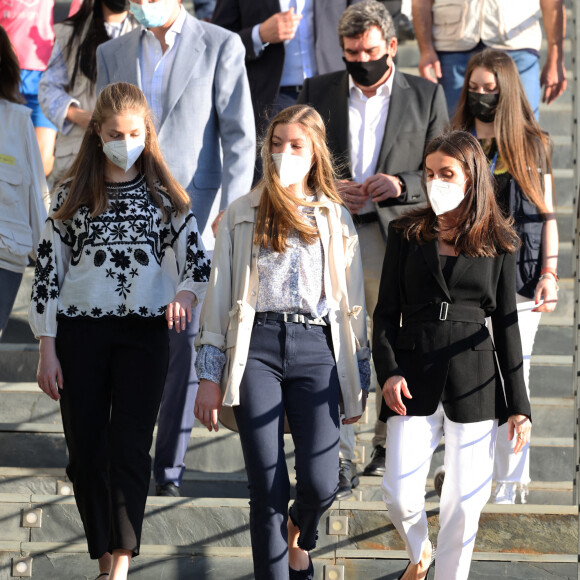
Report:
212,0,362,132
373,224,531,425
297,69,449,234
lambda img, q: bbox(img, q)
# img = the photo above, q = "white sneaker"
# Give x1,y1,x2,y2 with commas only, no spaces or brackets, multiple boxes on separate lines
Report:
492,482,516,504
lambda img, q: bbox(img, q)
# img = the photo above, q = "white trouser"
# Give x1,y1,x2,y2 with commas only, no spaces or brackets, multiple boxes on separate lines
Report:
382,402,498,580
492,295,541,487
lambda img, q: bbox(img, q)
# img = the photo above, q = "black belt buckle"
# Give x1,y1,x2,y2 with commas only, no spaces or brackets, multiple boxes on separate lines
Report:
439,302,449,321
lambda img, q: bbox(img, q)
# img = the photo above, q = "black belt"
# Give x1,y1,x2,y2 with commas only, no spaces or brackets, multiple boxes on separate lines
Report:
352,212,378,225
255,311,328,326
402,302,486,325
279,85,303,94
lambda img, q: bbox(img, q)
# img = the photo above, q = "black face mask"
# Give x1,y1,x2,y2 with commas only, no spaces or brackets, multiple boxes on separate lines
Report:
102,0,128,13
343,54,390,87
467,91,499,123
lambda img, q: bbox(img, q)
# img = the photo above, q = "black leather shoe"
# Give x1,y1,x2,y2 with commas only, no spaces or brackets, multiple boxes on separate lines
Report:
363,445,386,476
156,482,181,497
289,554,313,580
336,458,360,500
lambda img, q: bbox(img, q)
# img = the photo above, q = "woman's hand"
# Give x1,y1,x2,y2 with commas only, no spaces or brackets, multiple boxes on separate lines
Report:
382,375,412,416
194,379,222,432
66,105,93,129
166,290,195,332
507,414,532,454
342,390,368,425
211,210,225,237
37,337,63,401
533,276,558,312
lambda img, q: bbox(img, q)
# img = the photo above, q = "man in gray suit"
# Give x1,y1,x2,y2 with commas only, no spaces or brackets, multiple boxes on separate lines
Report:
298,0,448,498
97,0,255,497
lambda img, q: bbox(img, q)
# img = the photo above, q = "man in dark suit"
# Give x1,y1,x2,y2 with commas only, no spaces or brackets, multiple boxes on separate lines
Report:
298,0,448,498
212,0,363,137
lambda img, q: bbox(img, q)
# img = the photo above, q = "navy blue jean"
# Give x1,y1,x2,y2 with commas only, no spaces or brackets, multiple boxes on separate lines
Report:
234,318,341,580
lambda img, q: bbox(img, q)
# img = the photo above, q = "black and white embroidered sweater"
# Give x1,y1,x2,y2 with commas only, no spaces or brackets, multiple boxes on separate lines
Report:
29,174,210,337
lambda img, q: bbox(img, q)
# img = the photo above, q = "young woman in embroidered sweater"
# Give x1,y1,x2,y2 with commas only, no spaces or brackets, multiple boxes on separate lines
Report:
29,82,210,580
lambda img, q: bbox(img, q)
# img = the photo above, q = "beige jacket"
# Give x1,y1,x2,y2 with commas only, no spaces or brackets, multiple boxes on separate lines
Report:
195,188,369,428
432,0,542,52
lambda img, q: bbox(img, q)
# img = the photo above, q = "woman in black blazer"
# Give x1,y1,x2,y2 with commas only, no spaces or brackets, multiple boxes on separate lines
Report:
373,131,531,580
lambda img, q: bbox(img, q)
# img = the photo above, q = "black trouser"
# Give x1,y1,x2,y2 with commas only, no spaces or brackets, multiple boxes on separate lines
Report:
234,318,341,579
56,316,169,559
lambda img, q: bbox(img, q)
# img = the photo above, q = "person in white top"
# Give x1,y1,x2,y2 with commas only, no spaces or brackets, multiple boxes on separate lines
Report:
30,82,209,580
297,0,448,497
0,25,48,340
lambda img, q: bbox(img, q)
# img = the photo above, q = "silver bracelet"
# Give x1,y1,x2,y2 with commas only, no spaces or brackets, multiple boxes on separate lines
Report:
539,273,559,291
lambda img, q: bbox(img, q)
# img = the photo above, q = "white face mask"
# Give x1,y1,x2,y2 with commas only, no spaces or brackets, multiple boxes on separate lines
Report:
102,136,146,172
271,152,312,188
426,179,468,216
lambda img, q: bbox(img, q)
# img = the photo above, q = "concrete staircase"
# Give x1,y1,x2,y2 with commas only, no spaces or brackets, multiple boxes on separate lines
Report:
0,3,577,579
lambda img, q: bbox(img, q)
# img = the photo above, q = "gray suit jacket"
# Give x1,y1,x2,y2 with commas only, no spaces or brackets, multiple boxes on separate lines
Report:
96,11,256,247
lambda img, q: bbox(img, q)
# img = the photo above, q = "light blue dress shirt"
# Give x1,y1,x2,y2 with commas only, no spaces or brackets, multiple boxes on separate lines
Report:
251,0,317,87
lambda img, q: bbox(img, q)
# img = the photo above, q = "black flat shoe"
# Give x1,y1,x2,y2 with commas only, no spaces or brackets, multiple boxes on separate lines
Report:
95,573,109,579
156,482,181,497
289,553,313,580
397,542,436,579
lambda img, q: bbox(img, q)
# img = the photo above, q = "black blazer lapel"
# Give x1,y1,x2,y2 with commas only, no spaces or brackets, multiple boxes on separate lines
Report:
447,253,472,291
419,240,452,301
375,70,410,173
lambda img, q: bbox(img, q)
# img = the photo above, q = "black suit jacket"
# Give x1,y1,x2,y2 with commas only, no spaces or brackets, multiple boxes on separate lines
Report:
373,224,531,424
212,0,362,132
297,69,449,233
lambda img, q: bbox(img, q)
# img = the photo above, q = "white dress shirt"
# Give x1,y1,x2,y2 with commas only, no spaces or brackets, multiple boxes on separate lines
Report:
139,6,186,129
348,64,396,215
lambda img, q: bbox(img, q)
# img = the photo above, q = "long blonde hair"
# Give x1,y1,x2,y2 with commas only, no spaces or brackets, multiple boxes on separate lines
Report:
254,105,343,252
53,82,190,221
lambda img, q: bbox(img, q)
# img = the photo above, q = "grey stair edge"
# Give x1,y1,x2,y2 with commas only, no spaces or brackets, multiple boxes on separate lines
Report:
0,344,38,352
357,432,573,447
552,168,573,177
1,542,576,564
0,494,575,515
336,500,577,514
0,468,569,491
337,549,577,563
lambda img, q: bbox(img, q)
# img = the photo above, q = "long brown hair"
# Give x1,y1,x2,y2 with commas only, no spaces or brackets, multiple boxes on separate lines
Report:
394,131,519,257
452,48,552,213
53,82,190,221
0,26,24,104
254,105,343,252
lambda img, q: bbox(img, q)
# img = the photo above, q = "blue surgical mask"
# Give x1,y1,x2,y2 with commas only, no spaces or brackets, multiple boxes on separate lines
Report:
129,0,170,28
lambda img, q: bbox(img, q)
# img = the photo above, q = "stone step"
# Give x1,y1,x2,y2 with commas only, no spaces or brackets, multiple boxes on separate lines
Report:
0,465,571,508
552,168,575,207
0,545,576,579
0,428,572,485
0,384,572,437
0,493,576,555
